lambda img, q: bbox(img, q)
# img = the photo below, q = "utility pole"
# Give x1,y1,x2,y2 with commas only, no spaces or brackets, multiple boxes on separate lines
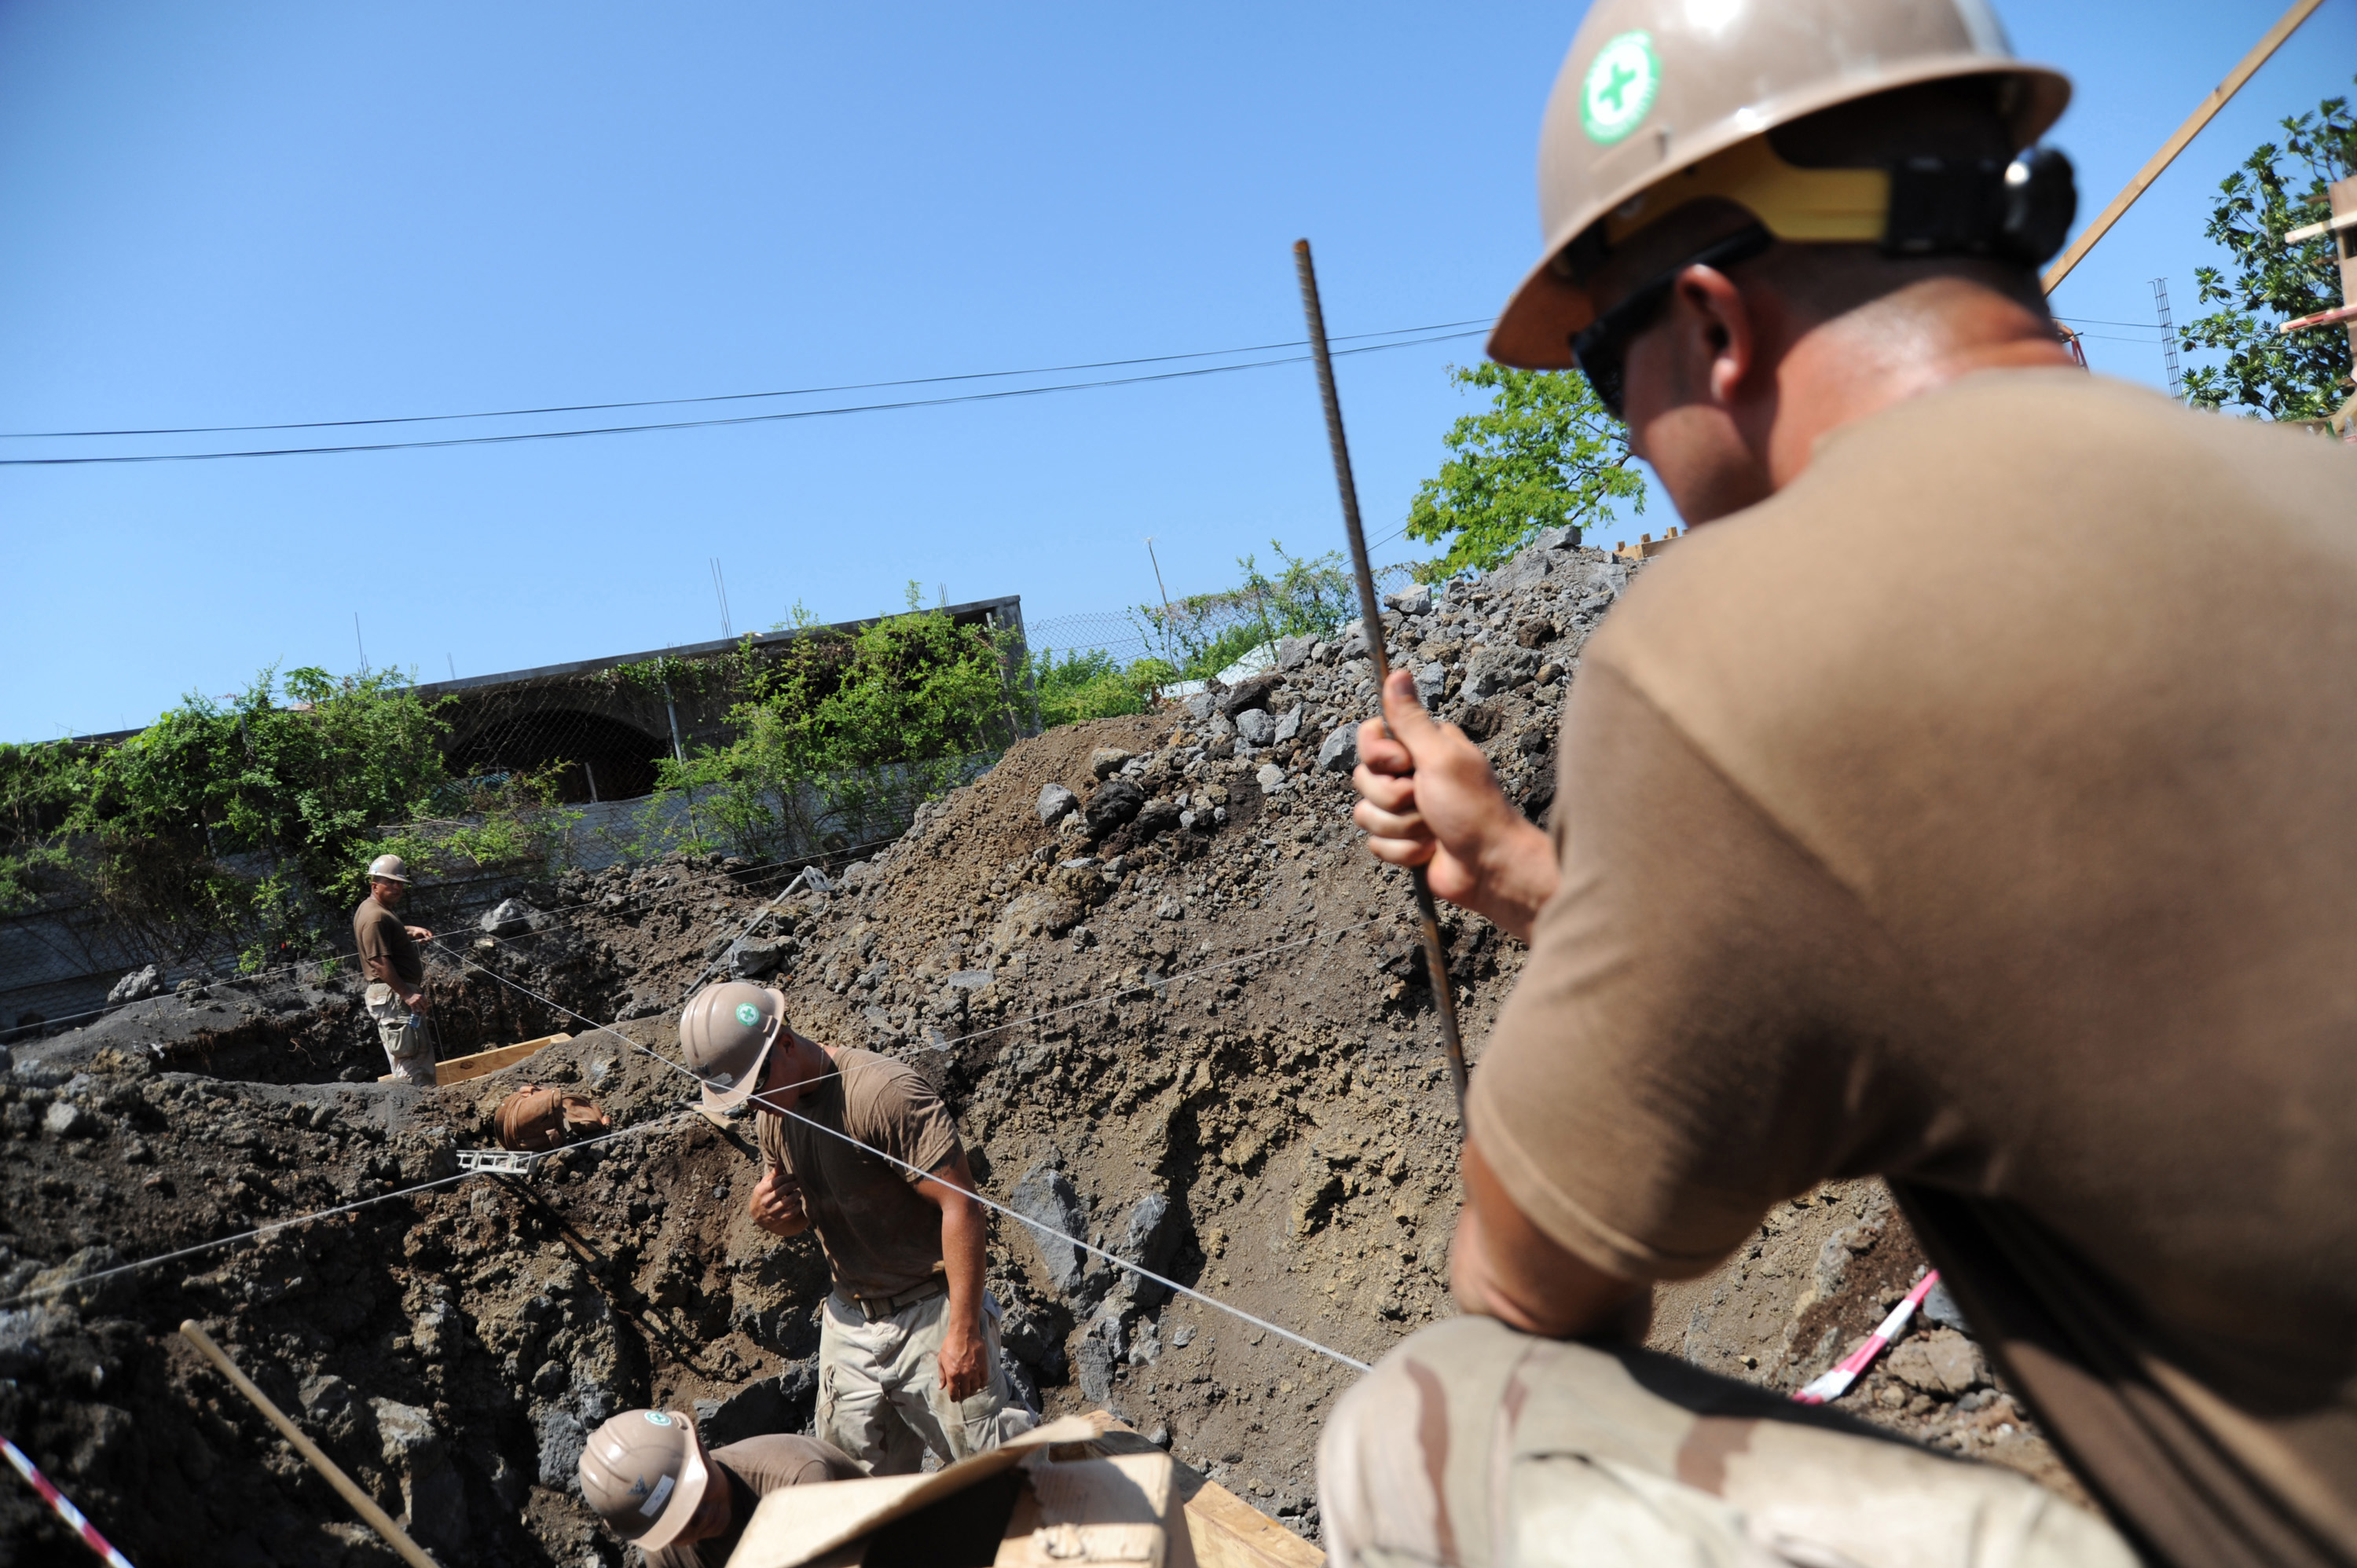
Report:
1144,537,1178,669
2152,279,2184,401
709,558,733,639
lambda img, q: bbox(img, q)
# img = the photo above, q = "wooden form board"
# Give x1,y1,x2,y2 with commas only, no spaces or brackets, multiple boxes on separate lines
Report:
723,1413,1320,1568
375,1032,569,1087
1080,1420,1324,1568
994,1453,1186,1567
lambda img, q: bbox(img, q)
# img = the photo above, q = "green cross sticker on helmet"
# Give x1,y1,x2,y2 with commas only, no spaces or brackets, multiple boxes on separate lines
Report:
735,1002,761,1028
1580,31,1659,145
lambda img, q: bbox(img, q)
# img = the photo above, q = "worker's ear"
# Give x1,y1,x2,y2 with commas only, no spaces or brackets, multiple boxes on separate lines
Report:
1668,263,1758,409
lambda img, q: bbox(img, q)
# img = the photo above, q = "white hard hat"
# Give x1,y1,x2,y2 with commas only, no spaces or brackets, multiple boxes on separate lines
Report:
367,853,412,885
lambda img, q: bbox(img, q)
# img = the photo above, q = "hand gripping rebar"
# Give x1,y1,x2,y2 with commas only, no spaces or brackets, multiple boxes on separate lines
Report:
1293,239,1470,1125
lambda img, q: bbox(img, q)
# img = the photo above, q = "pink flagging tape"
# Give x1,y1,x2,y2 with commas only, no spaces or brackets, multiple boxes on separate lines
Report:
1,1436,136,1568
1791,1270,1942,1406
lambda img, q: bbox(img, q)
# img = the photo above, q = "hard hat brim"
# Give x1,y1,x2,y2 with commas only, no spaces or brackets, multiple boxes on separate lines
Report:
1489,58,2070,370
699,1029,778,1113
631,1413,713,1552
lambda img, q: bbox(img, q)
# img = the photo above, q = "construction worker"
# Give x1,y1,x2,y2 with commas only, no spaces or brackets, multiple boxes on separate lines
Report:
1329,2,2357,1566
352,852,435,1083
577,1407,859,1566
679,980,1036,1475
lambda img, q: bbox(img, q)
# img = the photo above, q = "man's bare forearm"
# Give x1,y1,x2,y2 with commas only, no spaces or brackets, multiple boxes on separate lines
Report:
940,1184,986,1332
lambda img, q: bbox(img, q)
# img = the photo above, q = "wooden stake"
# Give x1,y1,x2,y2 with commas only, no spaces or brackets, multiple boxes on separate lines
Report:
178,1321,440,1568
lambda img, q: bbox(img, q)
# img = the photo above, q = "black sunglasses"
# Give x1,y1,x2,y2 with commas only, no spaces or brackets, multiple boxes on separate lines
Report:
1571,224,1772,419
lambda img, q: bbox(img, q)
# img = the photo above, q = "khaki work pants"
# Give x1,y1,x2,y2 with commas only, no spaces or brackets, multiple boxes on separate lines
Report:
1318,1316,2137,1568
816,1288,1036,1476
363,983,432,1082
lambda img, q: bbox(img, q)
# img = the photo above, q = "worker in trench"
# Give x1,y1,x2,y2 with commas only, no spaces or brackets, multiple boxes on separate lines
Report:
577,1407,859,1566
351,852,435,1083
1325,2,2357,1565
679,979,1037,1475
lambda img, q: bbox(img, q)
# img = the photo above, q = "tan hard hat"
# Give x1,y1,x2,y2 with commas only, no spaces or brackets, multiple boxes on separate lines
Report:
679,980,786,1112
366,853,412,885
578,1408,710,1548
1489,0,2070,367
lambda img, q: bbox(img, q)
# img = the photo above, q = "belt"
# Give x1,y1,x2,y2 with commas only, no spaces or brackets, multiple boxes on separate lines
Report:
842,1276,948,1321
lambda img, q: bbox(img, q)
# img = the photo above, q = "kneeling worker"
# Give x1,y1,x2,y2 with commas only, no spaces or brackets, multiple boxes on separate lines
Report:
680,980,1036,1475
579,1407,859,1566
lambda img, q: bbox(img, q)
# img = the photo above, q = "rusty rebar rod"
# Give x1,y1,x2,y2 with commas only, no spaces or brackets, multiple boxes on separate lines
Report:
1292,238,1469,1123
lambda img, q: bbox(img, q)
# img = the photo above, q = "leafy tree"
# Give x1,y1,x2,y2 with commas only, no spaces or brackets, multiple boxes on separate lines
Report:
643,597,1024,859
2180,82,2355,421
1405,365,1645,576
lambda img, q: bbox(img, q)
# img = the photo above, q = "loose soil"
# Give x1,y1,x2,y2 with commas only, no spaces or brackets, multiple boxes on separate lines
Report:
0,539,2092,1564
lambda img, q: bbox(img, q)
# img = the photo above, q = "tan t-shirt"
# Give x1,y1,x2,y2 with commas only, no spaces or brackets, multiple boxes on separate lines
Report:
757,1047,962,1299
351,895,423,989
643,1434,860,1568
1477,371,2357,1568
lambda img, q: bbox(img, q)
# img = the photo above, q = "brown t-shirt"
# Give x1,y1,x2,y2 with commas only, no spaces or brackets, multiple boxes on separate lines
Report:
1477,370,2357,1568
643,1434,860,1568
757,1047,962,1299
352,895,423,989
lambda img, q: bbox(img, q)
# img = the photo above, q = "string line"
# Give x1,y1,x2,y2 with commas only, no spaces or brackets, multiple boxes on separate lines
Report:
451,932,1384,1371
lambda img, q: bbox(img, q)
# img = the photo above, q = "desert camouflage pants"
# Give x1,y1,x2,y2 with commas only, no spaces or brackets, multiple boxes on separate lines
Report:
817,1288,1037,1476
363,983,432,1082
1318,1316,2137,1568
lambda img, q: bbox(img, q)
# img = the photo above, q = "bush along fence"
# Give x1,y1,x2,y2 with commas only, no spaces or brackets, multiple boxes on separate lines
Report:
0,593,1033,1031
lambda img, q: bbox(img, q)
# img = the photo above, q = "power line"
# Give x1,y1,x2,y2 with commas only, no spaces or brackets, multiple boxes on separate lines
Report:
0,330,1486,468
0,319,1494,441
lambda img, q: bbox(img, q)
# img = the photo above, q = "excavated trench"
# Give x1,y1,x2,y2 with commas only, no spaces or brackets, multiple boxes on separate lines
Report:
0,538,2091,1565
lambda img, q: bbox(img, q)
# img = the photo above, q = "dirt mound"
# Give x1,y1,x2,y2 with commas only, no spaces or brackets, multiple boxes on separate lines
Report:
0,534,2087,1563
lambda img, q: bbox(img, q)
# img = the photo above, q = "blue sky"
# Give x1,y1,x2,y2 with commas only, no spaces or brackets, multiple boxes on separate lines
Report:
2,1,2351,742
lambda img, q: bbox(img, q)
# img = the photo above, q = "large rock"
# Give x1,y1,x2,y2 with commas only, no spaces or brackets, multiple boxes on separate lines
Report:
1276,634,1317,672
1274,706,1303,746
533,1406,587,1490
1233,709,1275,749
730,939,785,980
1131,799,1182,840
1074,1310,1127,1408
1885,1328,1986,1397
1036,782,1079,826
1413,663,1446,707
106,965,162,1006
1087,748,1135,780
1384,582,1433,616
1316,727,1358,775
1009,1162,1091,1299
989,894,1054,959
694,1363,817,1445
1217,673,1281,719
1113,1192,1182,1308
480,899,537,939
1083,779,1144,837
